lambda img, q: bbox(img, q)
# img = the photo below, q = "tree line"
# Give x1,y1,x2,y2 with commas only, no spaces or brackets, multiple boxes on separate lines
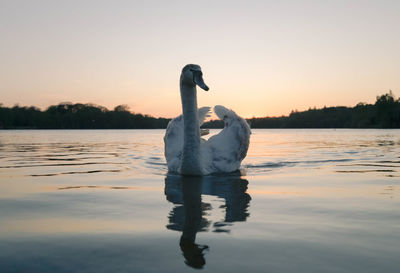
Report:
247,92,400,129
1,92,399,129
0,103,170,129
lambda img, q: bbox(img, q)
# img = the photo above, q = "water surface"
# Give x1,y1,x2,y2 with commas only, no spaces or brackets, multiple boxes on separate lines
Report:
0,129,399,272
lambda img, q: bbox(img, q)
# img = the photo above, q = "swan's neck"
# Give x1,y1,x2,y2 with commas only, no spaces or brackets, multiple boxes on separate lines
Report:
180,82,202,175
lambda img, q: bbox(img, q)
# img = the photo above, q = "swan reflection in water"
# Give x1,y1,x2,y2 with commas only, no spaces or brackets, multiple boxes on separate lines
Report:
164,175,251,269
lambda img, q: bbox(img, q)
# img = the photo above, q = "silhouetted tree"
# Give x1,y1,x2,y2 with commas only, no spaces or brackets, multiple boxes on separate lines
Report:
1,92,399,129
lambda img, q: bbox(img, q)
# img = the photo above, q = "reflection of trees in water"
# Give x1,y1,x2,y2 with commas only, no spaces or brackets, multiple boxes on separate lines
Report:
164,175,251,269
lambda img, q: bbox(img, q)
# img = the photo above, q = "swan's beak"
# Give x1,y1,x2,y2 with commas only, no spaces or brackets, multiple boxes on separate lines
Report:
193,71,209,91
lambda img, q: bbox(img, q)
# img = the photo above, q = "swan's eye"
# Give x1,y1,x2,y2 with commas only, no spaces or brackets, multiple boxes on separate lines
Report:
189,69,202,76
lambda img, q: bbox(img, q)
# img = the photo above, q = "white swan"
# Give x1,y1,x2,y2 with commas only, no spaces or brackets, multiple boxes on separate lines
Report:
164,64,251,175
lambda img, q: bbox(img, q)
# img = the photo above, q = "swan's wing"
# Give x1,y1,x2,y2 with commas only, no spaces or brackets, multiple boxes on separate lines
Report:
164,107,211,173
202,105,251,174
164,115,183,173
214,105,251,162
198,106,211,126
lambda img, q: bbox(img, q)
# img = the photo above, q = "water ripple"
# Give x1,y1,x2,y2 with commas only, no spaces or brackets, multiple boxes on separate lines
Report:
0,162,127,169
1,129,400,178
30,169,122,177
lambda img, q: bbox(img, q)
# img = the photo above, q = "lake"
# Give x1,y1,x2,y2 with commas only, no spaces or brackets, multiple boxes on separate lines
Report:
0,129,399,273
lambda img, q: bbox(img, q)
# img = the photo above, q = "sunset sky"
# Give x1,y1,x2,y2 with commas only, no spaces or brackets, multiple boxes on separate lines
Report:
1,0,399,118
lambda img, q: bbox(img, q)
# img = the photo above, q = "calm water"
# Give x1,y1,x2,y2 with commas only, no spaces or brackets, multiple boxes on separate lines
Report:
0,129,399,273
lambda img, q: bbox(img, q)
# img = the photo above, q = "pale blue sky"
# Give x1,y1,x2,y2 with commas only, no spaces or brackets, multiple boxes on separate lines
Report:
1,0,399,117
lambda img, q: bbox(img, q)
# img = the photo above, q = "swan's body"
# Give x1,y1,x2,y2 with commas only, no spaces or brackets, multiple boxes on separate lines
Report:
164,64,251,175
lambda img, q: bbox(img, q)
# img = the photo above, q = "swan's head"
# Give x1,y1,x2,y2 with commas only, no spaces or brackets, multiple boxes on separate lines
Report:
181,64,209,91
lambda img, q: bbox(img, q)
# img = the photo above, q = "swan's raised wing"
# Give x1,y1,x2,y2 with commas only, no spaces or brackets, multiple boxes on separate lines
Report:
164,107,211,173
202,105,251,174
198,106,212,126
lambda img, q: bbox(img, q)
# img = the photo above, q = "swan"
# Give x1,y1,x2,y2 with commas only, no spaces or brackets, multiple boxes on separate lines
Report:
164,64,251,175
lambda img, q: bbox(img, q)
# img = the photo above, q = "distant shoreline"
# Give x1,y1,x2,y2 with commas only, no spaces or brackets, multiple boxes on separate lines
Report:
1,92,399,129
